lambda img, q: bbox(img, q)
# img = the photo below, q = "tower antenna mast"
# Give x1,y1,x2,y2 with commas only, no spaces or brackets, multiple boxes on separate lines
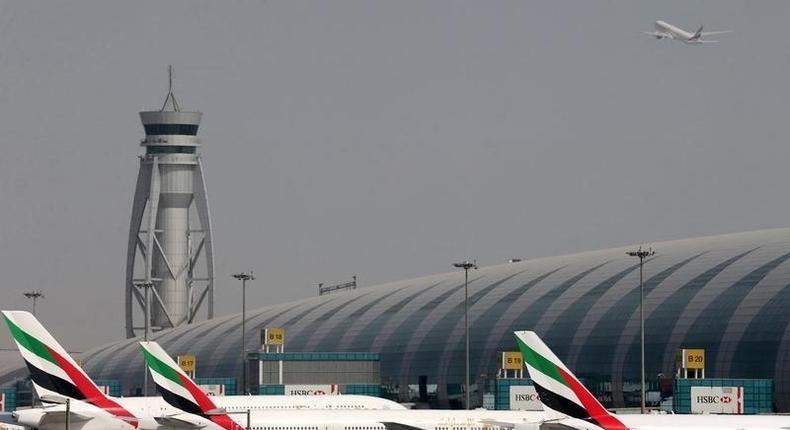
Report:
161,65,180,112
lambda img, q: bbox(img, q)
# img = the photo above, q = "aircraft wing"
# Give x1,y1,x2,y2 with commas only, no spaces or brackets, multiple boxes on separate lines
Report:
478,417,582,430
38,411,94,426
643,31,672,39
379,422,429,430
478,419,517,429
0,414,16,426
701,30,732,36
154,416,207,429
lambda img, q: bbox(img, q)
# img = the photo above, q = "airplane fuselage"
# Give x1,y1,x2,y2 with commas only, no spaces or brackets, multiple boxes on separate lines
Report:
618,413,790,430
163,409,790,430
13,395,407,430
655,20,695,40
167,409,591,430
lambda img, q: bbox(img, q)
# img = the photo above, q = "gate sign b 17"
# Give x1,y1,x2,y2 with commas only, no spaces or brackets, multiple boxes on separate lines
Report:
509,385,542,411
690,386,744,414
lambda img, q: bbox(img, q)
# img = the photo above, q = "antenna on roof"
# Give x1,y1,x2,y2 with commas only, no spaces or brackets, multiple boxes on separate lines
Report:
161,65,181,112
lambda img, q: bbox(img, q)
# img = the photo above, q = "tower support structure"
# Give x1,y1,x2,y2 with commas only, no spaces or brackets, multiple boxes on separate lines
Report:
125,77,214,338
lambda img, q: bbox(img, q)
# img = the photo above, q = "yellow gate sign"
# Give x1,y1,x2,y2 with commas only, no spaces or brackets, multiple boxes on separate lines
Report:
264,327,285,345
682,349,705,369
501,351,523,370
178,354,196,373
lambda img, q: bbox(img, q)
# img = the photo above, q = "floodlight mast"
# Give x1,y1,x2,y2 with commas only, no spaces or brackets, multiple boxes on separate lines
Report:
233,271,255,394
626,247,656,414
23,291,44,316
453,260,478,410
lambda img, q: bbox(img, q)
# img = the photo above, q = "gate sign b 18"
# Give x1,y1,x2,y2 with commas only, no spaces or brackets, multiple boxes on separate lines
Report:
690,386,744,414
509,385,542,411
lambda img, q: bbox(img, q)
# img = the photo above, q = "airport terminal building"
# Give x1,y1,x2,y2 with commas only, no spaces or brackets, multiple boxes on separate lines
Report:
3,228,790,411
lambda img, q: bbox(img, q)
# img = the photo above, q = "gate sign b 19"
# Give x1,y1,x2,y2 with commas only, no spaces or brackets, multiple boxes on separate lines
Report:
690,386,743,414
509,385,541,411
501,352,523,370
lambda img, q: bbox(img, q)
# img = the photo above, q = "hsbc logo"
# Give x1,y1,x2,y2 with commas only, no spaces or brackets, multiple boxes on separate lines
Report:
695,395,733,404
509,386,542,411
285,385,339,396
289,389,326,395
514,394,539,401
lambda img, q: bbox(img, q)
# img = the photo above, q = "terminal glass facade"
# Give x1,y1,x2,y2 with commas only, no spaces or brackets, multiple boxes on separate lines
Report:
10,228,790,410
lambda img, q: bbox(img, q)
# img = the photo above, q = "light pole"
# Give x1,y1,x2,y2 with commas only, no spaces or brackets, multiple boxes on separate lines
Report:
626,247,655,414
135,281,154,395
233,271,255,394
453,260,477,410
23,291,44,316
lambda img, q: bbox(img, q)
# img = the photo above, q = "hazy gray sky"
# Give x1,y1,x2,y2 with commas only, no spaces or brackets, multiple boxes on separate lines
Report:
1,1,788,350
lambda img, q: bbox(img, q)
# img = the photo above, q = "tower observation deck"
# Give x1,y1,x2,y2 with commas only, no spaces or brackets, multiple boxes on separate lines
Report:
125,70,215,338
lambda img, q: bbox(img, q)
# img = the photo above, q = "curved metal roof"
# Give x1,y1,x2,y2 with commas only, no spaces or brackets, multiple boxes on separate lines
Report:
5,228,790,410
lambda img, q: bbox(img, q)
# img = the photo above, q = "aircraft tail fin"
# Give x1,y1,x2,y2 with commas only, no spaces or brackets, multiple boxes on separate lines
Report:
514,331,628,430
140,341,243,430
692,25,704,40
1,311,137,425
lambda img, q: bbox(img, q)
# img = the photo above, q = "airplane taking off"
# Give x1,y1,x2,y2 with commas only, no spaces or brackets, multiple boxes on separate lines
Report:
644,20,731,44
514,331,790,430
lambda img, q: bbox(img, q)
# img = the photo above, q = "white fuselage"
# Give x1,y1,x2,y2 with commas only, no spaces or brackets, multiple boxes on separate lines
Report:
230,410,790,430
13,395,407,430
655,20,695,41
617,413,790,430
174,409,562,430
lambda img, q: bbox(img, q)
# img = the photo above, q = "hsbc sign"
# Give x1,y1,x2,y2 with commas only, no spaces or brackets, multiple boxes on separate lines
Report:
690,386,744,414
509,385,542,411
285,384,339,396
200,384,226,396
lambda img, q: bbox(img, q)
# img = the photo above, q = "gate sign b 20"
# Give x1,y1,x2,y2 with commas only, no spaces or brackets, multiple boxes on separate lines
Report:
682,349,705,370
690,386,744,414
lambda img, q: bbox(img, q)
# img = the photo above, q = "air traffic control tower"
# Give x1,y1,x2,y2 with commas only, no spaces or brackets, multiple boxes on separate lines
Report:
125,70,215,338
